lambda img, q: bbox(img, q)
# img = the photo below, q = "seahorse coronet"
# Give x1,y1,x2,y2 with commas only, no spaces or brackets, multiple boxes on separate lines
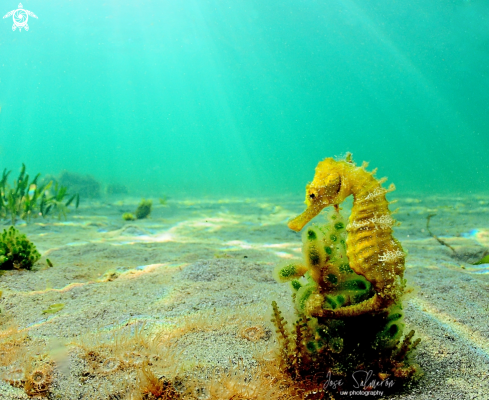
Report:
288,156,406,317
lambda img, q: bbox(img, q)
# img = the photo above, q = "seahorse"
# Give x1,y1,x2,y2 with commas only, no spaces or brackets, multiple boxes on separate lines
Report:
288,154,405,317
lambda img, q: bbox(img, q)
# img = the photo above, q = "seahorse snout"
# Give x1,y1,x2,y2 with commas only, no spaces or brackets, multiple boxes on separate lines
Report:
287,205,322,231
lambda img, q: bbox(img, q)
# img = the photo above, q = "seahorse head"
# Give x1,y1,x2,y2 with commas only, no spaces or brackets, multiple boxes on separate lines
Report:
288,158,350,232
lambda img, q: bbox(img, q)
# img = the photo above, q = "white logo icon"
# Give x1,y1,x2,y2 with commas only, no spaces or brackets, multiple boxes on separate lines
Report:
3,3,38,31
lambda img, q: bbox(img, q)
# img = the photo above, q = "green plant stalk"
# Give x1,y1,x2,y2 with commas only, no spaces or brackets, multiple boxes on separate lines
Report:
0,165,79,224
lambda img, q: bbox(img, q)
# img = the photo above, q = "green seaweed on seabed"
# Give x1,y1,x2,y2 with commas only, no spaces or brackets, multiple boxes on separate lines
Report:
135,199,152,219
42,303,65,314
122,212,136,221
45,181,80,220
0,226,41,270
473,254,489,265
0,164,80,224
159,196,168,206
122,199,153,221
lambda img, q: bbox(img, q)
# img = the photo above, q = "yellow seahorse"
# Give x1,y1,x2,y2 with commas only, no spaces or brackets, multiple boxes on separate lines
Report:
288,154,405,317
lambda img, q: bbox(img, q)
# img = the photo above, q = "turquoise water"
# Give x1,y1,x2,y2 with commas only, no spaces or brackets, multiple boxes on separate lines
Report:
1,0,488,197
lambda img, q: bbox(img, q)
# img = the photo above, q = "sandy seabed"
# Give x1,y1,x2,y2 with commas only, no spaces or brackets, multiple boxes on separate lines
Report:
0,193,489,399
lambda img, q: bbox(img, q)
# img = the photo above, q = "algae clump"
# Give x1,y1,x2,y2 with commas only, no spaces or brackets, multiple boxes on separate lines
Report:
122,212,136,221
122,199,152,221
0,226,41,270
135,199,152,219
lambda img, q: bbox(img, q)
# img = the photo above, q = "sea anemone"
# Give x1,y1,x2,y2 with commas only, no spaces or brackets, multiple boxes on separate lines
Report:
24,367,52,396
240,325,268,342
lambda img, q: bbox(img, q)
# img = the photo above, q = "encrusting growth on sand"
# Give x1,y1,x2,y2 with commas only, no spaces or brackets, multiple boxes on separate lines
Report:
1,338,54,398
272,154,421,396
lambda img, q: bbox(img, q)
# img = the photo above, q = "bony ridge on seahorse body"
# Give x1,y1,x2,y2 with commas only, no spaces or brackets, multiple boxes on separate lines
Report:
288,154,406,317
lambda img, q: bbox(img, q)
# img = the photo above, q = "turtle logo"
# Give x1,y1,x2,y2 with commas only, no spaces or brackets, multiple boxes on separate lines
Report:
3,3,38,31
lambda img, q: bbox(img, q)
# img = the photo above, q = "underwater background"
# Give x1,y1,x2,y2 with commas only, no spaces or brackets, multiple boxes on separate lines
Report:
1,0,488,196
2,2,489,399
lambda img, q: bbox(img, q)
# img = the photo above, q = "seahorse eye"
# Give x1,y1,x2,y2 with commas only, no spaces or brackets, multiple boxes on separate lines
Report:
309,193,315,199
